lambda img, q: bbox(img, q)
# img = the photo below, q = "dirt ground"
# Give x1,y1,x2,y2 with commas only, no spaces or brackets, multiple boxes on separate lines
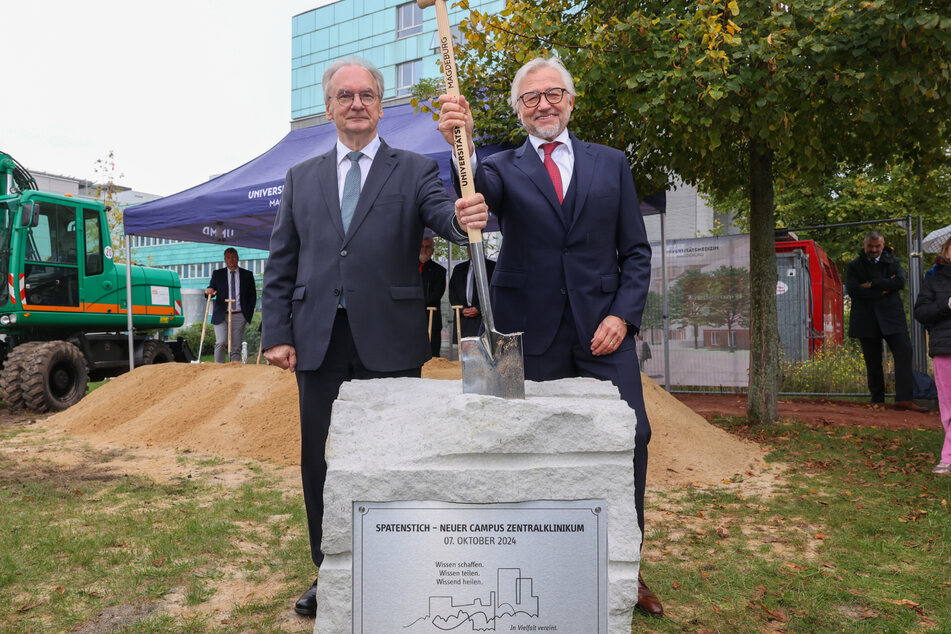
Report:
4,361,939,631
675,392,943,431
33,359,769,489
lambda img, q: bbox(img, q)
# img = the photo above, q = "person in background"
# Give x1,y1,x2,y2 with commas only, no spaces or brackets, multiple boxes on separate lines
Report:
448,246,496,341
205,247,256,363
420,237,447,357
845,231,928,412
913,234,951,474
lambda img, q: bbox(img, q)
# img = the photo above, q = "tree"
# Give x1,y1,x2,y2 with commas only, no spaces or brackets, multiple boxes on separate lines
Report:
454,0,951,421
696,266,750,350
90,150,130,264
707,157,951,270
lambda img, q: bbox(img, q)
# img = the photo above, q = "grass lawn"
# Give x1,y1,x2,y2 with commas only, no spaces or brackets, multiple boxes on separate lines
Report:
0,414,947,632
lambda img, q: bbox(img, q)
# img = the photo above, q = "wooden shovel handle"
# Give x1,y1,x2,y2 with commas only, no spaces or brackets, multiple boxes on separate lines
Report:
418,0,480,245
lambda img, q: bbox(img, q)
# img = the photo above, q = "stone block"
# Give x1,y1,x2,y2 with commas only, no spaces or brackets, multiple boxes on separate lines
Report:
315,377,640,634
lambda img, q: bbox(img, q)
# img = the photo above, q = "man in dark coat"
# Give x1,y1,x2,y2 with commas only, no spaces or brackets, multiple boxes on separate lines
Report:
261,58,488,617
845,231,928,411
205,247,257,363
419,237,447,357
438,56,662,617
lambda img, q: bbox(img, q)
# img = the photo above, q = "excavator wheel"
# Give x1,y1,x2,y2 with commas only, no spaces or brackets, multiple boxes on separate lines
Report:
19,341,89,413
0,344,35,412
141,340,174,365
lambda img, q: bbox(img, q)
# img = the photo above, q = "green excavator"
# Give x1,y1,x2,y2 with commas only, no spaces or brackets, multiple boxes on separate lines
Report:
0,150,192,412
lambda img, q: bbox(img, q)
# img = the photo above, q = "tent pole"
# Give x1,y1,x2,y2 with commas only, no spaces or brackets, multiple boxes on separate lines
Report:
126,234,134,372
661,213,670,391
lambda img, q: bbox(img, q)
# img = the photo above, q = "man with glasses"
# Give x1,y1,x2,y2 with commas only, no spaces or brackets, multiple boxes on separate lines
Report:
262,57,489,617
437,56,662,618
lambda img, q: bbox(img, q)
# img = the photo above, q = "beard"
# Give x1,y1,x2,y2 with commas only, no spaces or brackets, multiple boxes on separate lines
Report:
523,112,567,140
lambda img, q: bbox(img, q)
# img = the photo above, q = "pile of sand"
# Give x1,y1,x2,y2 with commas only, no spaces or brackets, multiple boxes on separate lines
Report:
46,360,766,488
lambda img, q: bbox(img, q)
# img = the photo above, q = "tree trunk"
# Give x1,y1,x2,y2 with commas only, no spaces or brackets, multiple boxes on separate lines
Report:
746,142,780,422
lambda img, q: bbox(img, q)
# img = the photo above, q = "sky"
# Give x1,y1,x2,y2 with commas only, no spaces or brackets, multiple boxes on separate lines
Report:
4,0,332,197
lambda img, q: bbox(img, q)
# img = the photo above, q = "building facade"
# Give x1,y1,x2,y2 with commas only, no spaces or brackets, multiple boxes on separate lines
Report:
291,0,505,126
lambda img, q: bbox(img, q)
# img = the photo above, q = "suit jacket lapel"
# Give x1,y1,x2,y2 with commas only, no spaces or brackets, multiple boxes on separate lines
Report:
343,140,397,245
568,133,596,233
316,148,345,240
513,139,565,227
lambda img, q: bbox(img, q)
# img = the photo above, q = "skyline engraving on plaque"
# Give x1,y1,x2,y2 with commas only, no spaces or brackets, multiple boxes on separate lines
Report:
404,567,540,631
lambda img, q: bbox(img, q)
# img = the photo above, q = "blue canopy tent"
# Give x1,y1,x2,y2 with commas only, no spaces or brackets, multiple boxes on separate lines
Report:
123,103,664,248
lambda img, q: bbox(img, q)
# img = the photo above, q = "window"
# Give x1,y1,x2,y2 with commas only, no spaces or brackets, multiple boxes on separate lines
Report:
728,331,737,348
396,59,422,96
23,202,79,306
83,209,103,275
396,2,422,39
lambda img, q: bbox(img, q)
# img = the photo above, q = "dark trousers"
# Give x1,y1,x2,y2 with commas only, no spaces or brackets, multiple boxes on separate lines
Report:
428,309,442,357
859,332,914,402
296,309,421,567
524,307,651,543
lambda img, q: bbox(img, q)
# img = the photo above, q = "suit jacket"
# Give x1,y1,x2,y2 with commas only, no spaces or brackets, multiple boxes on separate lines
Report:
914,262,951,356
846,246,908,338
262,140,462,372
474,134,651,355
208,266,256,325
421,259,447,311
448,258,496,338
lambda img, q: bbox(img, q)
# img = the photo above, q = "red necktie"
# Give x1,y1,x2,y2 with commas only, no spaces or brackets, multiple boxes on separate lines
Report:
541,142,564,204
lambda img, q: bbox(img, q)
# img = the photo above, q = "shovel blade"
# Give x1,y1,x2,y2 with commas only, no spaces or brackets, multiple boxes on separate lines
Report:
461,330,525,399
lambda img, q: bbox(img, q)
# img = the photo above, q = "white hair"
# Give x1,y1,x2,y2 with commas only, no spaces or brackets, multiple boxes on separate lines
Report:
322,58,385,105
509,57,576,114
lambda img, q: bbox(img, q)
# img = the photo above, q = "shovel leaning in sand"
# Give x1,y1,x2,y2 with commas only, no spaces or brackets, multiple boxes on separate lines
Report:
193,292,213,363
418,0,524,399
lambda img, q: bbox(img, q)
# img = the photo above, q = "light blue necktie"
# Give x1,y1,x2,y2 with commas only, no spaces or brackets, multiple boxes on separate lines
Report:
340,151,364,233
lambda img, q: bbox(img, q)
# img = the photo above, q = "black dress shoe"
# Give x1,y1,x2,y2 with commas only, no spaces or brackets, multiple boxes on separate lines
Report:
294,578,319,617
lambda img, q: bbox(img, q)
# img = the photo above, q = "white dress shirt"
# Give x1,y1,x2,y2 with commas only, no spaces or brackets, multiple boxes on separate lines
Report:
335,135,381,205
527,129,574,200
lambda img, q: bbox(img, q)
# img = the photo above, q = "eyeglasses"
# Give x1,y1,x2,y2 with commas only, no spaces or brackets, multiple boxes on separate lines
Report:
335,90,379,107
518,87,569,108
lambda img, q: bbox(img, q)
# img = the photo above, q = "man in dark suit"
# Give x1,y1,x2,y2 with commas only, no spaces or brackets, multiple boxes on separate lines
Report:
420,237,447,356
261,58,488,617
438,56,663,617
846,231,927,411
448,249,496,340
205,247,256,363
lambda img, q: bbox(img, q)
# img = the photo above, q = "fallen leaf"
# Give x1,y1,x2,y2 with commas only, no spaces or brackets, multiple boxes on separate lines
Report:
672,582,681,589
882,598,920,608
814,532,827,540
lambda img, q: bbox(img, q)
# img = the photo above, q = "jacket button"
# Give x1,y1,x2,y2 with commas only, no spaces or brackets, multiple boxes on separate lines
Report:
560,288,567,295
333,289,340,296
340,249,348,257
563,248,569,255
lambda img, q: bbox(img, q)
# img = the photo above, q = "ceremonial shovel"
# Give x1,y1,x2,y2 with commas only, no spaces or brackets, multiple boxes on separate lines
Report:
418,0,524,399
193,292,213,362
